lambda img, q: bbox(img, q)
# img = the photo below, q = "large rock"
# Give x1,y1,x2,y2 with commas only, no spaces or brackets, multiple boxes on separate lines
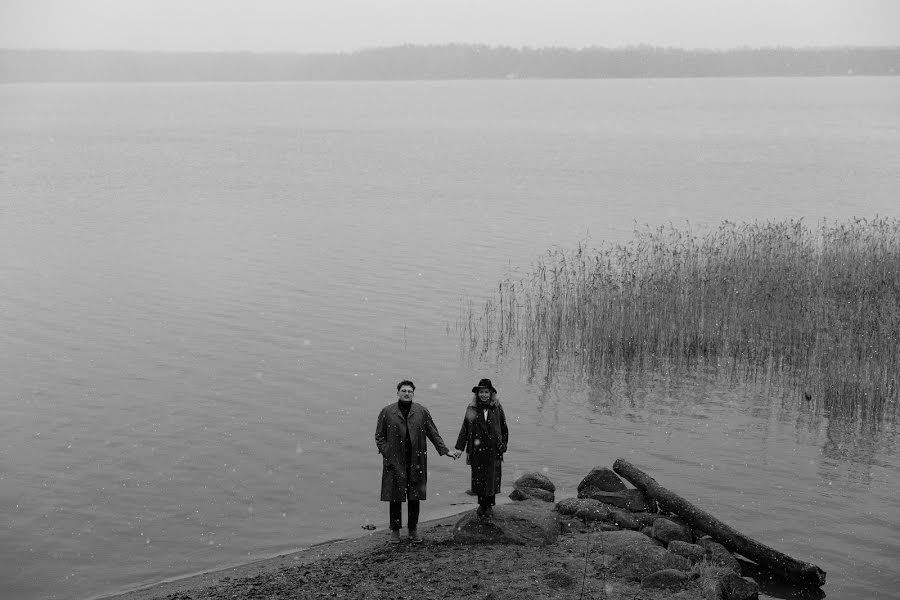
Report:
555,497,590,515
557,515,589,534
668,540,706,564
707,541,741,575
642,568,690,590
609,509,641,530
631,512,662,527
614,544,692,581
696,536,714,550
509,486,554,503
514,472,555,493
452,499,559,546
720,572,760,600
592,529,659,558
652,517,693,544
578,487,650,512
577,467,627,493
555,498,612,522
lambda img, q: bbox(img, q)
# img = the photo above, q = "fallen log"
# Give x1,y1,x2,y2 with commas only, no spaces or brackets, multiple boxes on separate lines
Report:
613,458,826,588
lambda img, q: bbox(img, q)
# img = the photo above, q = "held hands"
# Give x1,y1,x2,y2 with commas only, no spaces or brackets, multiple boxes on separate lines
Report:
446,449,463,460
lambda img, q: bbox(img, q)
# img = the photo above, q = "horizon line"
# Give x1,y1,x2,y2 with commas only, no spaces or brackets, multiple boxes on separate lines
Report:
3,43,900,56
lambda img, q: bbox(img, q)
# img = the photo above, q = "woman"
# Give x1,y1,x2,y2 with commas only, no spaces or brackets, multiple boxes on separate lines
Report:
454,378,509,518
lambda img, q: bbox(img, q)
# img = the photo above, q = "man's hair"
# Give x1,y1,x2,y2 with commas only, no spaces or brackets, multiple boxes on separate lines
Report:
397,380,416,391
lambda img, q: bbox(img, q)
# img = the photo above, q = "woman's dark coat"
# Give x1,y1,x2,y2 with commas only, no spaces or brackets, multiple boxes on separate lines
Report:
375,402,451,502
454,397,509,496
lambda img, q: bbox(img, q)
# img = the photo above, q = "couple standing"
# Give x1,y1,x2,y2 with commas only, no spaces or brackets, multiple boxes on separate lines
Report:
374,378,509,543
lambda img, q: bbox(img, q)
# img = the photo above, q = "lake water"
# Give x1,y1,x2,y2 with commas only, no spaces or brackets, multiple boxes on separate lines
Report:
1,77,899,600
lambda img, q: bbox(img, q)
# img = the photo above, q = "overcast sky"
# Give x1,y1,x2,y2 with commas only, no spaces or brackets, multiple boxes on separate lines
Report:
2,0,899,53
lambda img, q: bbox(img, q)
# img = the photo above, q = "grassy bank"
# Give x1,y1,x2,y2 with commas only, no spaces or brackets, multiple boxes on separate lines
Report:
461,218,899,421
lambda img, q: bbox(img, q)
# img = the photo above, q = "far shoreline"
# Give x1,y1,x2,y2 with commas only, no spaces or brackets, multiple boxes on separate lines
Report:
3,44,898,83
3,73,899,85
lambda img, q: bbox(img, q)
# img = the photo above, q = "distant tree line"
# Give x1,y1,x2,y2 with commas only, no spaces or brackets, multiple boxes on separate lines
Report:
1,44,898,82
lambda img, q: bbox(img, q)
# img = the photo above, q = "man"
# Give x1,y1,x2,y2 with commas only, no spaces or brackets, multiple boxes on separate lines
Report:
375,379,457,543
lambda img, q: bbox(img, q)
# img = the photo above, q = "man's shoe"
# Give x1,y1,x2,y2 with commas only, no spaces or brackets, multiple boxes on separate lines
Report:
409,529,423,543
389,529,401,544
476,505,487,518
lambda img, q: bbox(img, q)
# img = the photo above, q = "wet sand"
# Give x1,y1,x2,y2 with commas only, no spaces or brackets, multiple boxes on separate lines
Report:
92,512,463,600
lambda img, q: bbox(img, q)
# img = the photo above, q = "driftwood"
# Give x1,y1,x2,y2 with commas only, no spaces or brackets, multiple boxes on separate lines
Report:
613,458,826,588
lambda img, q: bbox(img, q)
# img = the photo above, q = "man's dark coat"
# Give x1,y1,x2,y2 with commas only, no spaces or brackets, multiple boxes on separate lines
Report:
375,402,450,502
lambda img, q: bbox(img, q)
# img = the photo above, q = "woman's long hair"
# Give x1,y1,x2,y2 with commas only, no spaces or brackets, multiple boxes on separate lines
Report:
470,391,498,406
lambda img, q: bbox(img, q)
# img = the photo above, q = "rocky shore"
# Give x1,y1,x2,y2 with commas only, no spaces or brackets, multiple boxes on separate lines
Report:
100,462,824,600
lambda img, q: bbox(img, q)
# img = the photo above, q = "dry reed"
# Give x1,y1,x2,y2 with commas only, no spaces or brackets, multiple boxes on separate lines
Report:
460,218,900,421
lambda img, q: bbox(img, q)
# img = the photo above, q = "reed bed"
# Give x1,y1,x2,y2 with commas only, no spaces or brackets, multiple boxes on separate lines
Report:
460,218,900,421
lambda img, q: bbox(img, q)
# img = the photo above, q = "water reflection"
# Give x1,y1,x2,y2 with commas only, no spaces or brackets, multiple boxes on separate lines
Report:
820,410,898,488
517,353,899,489
738,558,827,600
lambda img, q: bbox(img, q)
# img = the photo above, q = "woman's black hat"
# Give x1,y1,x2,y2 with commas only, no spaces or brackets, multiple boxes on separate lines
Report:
472,378,497,394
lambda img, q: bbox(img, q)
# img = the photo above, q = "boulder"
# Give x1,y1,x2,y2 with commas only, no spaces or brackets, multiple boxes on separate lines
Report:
576,506,612,523
707,542,742,575
593,529,659,559
556,497,592,515
577,467,627,493
560,517,620,533
452,499,559,546
579,487,650,512
555,497,619,523
609,509,641,530
652,517,693,544
557,515,589,534
664,515,693,533
720,572,759,600
555,497,610,522
614,544,692,581
514,472,556,493
509,486,554,503
642,568,690,590
668,540,706,564
631,512,661,527
696,536,714,550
